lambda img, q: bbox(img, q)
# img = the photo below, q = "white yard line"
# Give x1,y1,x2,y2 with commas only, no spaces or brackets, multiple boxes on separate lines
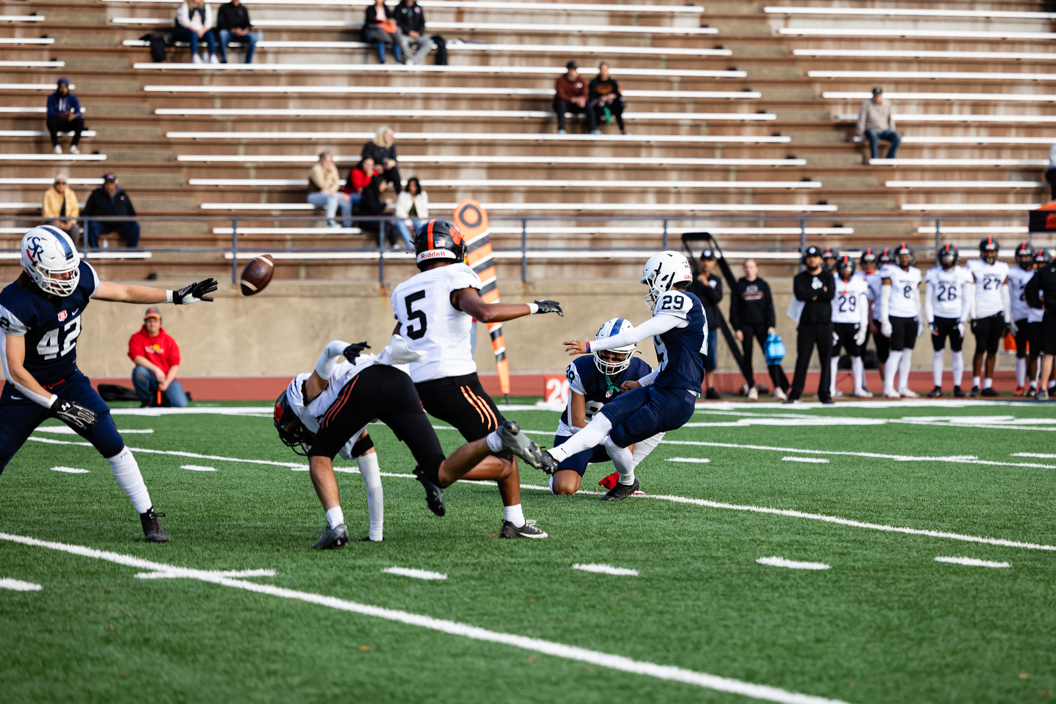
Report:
934,556,1010,568
0,577,43,591
756,557,830,571
35,426,154,434
573,563,639,576
382,566,448,580
1013,452,1056,459
50,466,89,473
181,465,217,472
136,568,276,579
781,457,830,464
0,531,849,704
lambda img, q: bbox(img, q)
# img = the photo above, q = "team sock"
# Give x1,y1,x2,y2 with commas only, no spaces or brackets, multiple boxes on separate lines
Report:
548,413,612,462
973,375,981,389
952,351,965,387
829,357,840,397
932,351,945,387
897,349,913,392
357,452,384,541
884,351,902,394
106,447,152,514
851,356,865,392
325,506,344,530
1015,357,1027,387
503,503,526,528
485,430,504,453
605,437,635,486
984,377,993,390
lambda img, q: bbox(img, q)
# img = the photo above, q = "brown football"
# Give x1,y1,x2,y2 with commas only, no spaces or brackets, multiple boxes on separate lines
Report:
240,254,275,296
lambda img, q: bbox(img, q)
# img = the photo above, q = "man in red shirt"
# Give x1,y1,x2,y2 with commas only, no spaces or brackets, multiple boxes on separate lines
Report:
128,306,188,407
553,60,598,135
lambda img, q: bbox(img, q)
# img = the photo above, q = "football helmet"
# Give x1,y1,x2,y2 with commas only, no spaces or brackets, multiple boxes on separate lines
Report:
895,242,914,267
20,225,79,297
641,250,693,309
1034,248,1052,267
413,219,465,271
274,390,314,456
979,236,999,264
1015,241,1035,270
860,247,878,270
821,246,838,268
937,243,959,270
593,318,637,376
835,254,855,279
878,247,894,266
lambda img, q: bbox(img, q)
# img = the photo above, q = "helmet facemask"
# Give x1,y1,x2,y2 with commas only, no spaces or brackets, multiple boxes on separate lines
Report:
594,347,634,376
274,393,315,456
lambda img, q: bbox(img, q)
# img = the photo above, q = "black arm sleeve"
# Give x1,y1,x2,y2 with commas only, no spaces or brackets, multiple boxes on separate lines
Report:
760,280,776,327
728,281,741,330
712,275,723,305
1026,271,1042,309
817,272,836,302
793,272,812,302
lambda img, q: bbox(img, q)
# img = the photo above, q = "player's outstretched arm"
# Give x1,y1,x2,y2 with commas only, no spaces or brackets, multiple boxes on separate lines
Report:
452,287,562,324
564,314,679,356
1,333,97,428
94,278,218,305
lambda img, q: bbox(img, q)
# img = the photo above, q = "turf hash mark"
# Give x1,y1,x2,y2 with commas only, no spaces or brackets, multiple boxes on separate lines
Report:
781,457,830,464
756,557,831,571
382,567,448,581
49,466,89,474
934,557,1011,569
573,564,639,576
0,578,43,591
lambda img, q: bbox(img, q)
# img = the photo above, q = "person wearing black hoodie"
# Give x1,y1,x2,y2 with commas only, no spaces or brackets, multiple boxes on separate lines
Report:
394,0,433,65
83,173,140,249
687,249,723,399
787,246,835,403
729,258,787,399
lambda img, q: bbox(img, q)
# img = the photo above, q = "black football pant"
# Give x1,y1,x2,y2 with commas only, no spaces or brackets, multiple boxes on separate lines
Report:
789,322,833,402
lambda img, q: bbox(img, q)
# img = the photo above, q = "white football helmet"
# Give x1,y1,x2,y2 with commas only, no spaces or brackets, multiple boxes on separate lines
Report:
593,318,636,376
20,225,80,297
641,250,693,309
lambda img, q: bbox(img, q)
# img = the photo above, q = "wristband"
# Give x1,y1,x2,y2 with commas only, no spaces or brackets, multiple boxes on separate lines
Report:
46,393,58,409
527,302,539,315
166,290,174,304
585,341,591,353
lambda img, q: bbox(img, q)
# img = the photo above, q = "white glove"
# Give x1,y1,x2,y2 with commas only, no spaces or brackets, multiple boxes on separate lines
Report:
1009,319,1019,337
854,327,866,346
957,321,966,337
916,319,925,338
881,321,893,337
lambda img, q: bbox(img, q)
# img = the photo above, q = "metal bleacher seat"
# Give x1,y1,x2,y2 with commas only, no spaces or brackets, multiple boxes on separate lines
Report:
795,49,1056,62
766,6,1056,20
811,70,1056,83
200,202,839,213
155,107,774,122
871,159,1048,167
177,154,805,167
187,177,821,189
778,28,1056,41
836,112,1056,124
166,131,792,144
823,91,1056,104
119,20,718,37
147,85,756,100
104,0,705,13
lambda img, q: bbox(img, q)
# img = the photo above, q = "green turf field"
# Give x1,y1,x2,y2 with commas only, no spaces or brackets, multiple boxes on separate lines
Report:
2,399,1056,703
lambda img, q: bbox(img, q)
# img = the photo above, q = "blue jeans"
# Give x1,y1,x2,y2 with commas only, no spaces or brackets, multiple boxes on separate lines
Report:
174,25,217,57
218,29,261,63
393,218,421,248
864,128,901,159
86,220,140,248
132,366,188,407
375,40,402,64
307,191,352,227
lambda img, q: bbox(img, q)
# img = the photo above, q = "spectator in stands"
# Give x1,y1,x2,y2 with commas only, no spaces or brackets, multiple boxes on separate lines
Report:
730,259,788,401
589,61,627,135
1047,142,1056,201
343,156,376,210
362,125,402,194
687,249,723,399
553,61,598,135
786,246,835,404
129,307,188,408
362,0,403,64
175,0,219,64
216,0,261,64
83,173,140,249
395,0,433,66
854,87,901,161
307,152,353,228
357,169,397,247
41,173,82,245
45,78,83,155
393,176,427,248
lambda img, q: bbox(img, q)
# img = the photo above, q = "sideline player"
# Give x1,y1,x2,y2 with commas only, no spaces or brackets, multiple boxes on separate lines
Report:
966,237,1012,397
821,246,839,273
924,243,972,397
853,247,882,394
391,220,562,538
0,225,217,542
540,251,706,500
273,336,546,548
1026,249,1052,397
829,255,870,398
1008,242,1037,396
879,242,924,398
1026,247,1056,400
550,318,663,495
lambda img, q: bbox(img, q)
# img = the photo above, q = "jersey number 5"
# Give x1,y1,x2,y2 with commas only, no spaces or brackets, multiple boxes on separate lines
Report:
404,290,429,340
38,317,81,360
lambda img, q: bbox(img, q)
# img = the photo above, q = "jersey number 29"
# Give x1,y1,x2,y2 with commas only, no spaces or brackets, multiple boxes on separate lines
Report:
38,317,81,360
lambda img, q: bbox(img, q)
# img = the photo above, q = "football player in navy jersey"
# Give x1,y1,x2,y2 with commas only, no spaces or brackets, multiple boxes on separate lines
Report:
540,251,706,500
549,318,663,495
0,225,217,542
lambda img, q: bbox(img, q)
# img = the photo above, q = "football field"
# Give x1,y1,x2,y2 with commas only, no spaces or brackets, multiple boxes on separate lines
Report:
2,399,1055,703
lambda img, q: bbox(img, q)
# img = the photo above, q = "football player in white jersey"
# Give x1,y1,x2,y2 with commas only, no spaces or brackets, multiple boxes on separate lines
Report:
853,247,882,393
923,243,972,397
879,242,924,398
391,220,562,539
829,255,870,398
1008,242,1037,396
966,237,1012,397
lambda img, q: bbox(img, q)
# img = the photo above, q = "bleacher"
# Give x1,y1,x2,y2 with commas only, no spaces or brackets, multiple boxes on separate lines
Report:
1,0,1054,284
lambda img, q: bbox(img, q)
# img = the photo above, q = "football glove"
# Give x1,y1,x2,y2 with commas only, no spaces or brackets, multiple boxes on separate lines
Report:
853,328,867,347
53,399,98,431
929,322,938,336
880,321,893,338
957,321,966,337
172,278,218,305
916,320,925,338
1008,320,1018,337
342,341,371,362
533,300,563,317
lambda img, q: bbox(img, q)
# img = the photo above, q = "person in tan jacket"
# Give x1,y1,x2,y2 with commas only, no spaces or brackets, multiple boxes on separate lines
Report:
41,173,81,244
306,152,353,228
853,86,901,161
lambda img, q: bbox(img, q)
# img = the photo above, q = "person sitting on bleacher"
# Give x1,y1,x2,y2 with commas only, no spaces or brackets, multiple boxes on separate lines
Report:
393,177,427,249
553,61,598,135
308,152,353,229
1046,142,1056,202
589,61,627,136
216,0,261,64
175,0,219,64
45,78,83,155
343,156,376,211
363,0,403,64
356,169,398,248
362,125,402,195
854,87,901,162
82,173,140,249
394,0,433,66
42,174,82,245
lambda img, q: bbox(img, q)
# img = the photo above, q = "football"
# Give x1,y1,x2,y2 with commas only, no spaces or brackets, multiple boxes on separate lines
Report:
240,254,275,296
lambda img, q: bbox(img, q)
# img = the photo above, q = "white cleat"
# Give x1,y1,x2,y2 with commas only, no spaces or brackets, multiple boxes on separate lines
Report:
773,387,788,402
883,390,902,399
854,388,874,398
832,389,843,399
747,386,758,400
899,388,918,398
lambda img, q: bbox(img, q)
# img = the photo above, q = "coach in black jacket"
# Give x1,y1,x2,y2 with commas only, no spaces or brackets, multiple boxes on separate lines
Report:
1026,256,1056,400
787,246,835,404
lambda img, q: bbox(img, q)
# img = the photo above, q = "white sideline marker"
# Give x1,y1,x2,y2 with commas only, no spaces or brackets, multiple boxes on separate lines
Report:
50,466,89,474
0,578,43,591
35,426,153,435
382,567,448,581
934,557,1010,569
1012,452,1056,459
573,564,639,576
181,464,217,472
666,457,710,464
756,557,830,571
137,568,276,579
781,457,830,464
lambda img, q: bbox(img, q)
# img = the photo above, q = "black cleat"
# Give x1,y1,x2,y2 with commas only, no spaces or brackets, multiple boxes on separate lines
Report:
981,387,999,397
927,386,943,398
705,388,722,400
358,536,385,542
497,420,545,470
413,466,446,517
600,478,640,501
310,523,349,549
499,520,548,539
140,508,168,543
539,450,560,475
969,385,981,397
953,386,965,397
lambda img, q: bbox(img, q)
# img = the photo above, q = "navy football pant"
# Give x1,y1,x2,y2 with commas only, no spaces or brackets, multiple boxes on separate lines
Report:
0,371,125,473
599,384,696,448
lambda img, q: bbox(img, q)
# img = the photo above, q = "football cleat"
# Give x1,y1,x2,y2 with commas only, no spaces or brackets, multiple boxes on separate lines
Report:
981,387,999,397
413,466,446,517
499,520,548,539
1036,389,1050,401
969,386,981,397
497,420,546,470
539,451,560,474
854,388,873,398
705,388,722,400
782,397,800,405
927,386,943,398
953,386,965,397
310,524,349,550
832,389,843,399
899,388,918,398
601,478,640,501
774,387,788,402
1014,386,1026,397
883,390,902,399
747,386,758,400
140,508,169,543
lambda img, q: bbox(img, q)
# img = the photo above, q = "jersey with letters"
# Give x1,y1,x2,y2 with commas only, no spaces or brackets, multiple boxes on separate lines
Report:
0,260,98,386
558,355,652,437
1007,266,1034,322
879,264,922,318
391,263,481,384
854,270,883,321
651,289,706,391
925,266,972,320
966,259,1009,318
831,275,869,324
285,356,378,460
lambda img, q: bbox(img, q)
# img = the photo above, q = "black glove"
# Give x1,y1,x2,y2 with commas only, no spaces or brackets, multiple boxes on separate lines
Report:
53,399,98,431
343,341,371,362
172,278,218,305
533,300,563,317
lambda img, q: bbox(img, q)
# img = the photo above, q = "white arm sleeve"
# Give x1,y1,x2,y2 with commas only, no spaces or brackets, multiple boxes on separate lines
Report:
637,369,660,387
859,291,870,329
924,281,935,323
315,339,350,379
1000,283,1012,323
960,279,972,323
0,322,58,409
880,283,892,324
590,314,681,352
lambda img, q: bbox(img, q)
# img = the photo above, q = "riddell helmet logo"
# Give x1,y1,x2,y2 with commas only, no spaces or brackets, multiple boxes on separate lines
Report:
418,249,454,260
